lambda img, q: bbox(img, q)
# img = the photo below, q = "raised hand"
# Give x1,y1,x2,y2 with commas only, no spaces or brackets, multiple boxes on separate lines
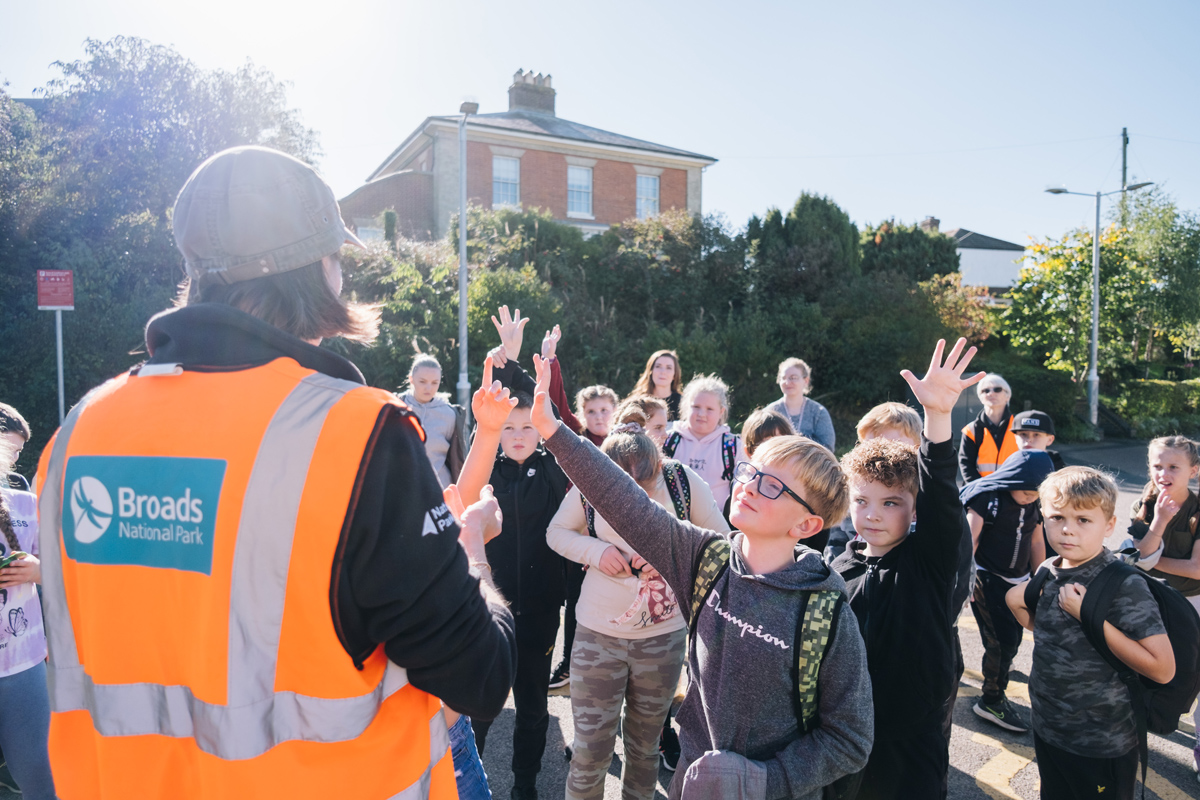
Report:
471,356,519,433
530,354,561,440
900,338,985,417
491,305,529,363
487,344,509,369
541,325,562,361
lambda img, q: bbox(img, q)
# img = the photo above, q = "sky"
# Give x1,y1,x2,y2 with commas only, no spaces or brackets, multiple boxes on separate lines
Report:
2,0,1197,245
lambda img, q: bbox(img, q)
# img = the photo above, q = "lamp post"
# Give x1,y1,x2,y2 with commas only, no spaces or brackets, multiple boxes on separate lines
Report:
1045,180,1153,427
457,101,478,410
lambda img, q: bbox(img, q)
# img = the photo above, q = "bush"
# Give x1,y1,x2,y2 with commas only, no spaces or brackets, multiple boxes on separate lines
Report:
1111,380,1188,419
973,359,1080,429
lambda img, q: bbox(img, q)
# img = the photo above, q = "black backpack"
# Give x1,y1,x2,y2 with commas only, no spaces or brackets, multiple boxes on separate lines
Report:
1025,557,1200,793
689,538,864,800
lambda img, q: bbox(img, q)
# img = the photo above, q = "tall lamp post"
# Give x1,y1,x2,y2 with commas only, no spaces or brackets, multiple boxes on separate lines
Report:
1045,181,1153,427
457,101,478,410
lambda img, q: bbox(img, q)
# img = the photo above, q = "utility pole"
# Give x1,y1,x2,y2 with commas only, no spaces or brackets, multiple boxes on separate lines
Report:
1121,127,1128,190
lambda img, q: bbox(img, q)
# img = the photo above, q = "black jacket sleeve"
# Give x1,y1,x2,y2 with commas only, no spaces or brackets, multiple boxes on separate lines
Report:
493,358,564,421
915,437,969,580
958,423,982,484
331,406,517,719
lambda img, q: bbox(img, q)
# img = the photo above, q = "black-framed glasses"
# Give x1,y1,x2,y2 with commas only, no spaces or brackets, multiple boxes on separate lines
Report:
732,461,818,517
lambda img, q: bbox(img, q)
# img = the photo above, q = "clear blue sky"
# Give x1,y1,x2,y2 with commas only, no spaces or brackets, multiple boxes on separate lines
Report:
3,0,1197,245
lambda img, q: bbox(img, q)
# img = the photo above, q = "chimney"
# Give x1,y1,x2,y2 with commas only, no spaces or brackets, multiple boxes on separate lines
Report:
920,216,940,233
508,68,556,116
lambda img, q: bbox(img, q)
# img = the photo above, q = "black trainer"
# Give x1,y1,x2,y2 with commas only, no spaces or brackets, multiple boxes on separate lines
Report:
659,723,681,772
510,786,538,800
548,658,570,690
973,697,1029,733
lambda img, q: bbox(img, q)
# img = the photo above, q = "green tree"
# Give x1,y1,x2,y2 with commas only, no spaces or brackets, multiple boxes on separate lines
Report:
860,219,960,282
746,193,860,307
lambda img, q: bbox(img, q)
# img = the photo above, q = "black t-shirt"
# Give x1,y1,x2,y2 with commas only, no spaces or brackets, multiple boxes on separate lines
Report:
968,490,1042,580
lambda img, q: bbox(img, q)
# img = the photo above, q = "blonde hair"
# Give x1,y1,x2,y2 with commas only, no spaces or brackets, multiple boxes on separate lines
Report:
631,350,682,397
754,435,848,526
777,358,813,394
856,402,922,445
602,426,662,486
574,385,619,433
1039,466,1118,520
1148,435,1200,468
742,408,795,458
841,438,920,498
681,374,730,425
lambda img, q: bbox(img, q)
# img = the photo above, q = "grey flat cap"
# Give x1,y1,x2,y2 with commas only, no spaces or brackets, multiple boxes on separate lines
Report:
172,146,363,284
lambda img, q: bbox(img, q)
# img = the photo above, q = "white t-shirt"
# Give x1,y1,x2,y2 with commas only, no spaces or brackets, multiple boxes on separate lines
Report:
0,489,47,677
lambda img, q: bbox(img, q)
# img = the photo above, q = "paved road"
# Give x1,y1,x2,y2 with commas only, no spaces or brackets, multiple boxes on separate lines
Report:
475,438,1200,800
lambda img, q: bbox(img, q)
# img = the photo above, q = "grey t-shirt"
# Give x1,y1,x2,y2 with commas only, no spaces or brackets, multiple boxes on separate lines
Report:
1030,549,1166,757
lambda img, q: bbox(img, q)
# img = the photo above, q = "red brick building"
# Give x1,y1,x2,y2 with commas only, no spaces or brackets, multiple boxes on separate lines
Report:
339,70,717,240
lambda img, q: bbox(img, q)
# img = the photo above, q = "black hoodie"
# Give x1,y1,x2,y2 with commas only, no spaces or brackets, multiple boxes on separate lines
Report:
832,438,968,741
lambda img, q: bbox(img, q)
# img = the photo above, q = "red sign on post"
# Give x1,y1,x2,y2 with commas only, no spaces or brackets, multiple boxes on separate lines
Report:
37,270,75,310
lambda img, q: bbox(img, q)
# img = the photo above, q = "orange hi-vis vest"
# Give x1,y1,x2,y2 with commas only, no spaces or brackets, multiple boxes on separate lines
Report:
35,358,457,800
961,415,1019,477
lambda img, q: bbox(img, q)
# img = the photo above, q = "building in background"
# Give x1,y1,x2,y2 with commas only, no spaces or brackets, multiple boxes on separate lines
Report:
920,216,1027,300
340,70,717,240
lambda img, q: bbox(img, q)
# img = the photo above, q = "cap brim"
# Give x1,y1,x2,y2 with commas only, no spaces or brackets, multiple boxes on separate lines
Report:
343,225,366,250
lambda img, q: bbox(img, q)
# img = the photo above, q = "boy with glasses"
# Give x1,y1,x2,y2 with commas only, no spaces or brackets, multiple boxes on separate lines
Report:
511,349,874,799
832,339,984,800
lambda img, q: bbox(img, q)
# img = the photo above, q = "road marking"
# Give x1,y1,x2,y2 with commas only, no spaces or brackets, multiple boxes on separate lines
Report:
1145,766,1193,800
972,731,1036,799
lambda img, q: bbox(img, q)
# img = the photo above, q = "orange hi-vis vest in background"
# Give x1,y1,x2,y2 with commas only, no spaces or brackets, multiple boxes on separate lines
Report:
36,357,457,800
961,416,1019,477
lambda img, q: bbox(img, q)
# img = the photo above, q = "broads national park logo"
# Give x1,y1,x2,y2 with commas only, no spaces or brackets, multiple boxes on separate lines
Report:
62,456,227,575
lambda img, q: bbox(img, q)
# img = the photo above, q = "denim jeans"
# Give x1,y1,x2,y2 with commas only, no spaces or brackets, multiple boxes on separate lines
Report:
450,713,492,800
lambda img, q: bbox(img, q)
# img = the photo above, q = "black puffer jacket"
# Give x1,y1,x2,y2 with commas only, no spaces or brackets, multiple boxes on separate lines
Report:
485,448,570,616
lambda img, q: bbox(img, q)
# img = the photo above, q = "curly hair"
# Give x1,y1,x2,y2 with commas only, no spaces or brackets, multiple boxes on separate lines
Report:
841,438,919,498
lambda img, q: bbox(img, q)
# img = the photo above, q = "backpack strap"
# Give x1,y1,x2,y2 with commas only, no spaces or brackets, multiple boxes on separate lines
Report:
793,589,844,734
663,432,682,459
721,433,739,482
662,460,692,521
1023,566,1054,623
1079,560,1151,799
688,537,731,631
580,493,597,538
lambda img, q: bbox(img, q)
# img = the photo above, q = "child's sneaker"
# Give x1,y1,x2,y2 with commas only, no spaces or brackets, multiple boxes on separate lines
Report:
659,724,681,772
548,658,570,690
973,698,1029,733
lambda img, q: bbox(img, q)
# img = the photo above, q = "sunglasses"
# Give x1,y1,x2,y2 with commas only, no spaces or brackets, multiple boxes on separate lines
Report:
732,462,818,517
979,387,1006,394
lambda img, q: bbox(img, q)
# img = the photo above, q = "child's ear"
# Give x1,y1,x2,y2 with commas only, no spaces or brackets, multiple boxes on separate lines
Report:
791,514,826,541
1105,514,1117,536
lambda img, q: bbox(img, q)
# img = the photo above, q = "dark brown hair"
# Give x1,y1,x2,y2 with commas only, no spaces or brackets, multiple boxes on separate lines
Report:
176,259,379,344
0,404,31,441
631,350,682,398
742,408,795,458
602,425,662,487
0,438,21,552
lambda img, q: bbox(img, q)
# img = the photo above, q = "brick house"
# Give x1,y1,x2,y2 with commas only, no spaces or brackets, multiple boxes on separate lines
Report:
339,70,717,240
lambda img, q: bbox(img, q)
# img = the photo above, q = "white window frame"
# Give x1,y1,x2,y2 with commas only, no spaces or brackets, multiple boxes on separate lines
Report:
636,174,660,219
492,156,520,208
567,166,594,219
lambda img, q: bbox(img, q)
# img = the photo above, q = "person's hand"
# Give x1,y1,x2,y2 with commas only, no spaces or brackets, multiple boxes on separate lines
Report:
443,483,466,521
541,325,561,361
900,337,985,417
491,306,529,363
530,354,561,440
597,546,632,578
630,553,659,580
1152,488,1182,533
471,356,519,433
459,485,503,563
0,554,40,588
488,344,509,369
1058,582,1086,621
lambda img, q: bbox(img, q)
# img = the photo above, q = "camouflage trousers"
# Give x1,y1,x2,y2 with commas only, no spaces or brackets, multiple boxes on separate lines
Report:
567,625,687,800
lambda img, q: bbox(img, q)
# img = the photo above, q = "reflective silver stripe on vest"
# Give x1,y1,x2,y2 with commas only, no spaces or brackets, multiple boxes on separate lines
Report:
389,709,451,800
40,373,417,762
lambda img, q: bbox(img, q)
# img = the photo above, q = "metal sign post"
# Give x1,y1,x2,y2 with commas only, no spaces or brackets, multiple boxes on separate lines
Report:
37,270,74,424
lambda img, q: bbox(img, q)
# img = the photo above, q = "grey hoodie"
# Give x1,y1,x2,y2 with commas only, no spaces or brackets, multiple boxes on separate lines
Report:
544,425,873,800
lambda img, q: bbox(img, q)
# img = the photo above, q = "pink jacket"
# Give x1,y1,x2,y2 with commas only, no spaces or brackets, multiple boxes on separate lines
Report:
665,421,744,511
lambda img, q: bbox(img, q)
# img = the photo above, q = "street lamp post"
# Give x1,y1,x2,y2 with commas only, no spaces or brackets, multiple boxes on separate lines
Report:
457,101,478,411
1045,181,1153,428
